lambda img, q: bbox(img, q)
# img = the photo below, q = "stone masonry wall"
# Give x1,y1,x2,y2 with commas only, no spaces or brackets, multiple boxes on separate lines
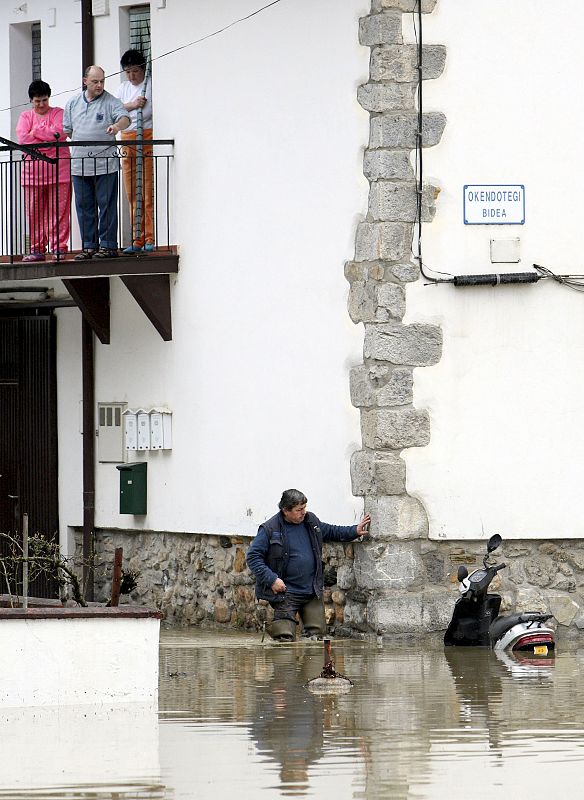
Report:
345,0,446,634
79,530,584,637
341,0,584,640
78,530,353,633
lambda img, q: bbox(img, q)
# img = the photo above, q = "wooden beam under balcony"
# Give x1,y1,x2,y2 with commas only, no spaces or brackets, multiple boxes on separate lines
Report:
120,274,173,341
0,249,178,342
62,277,110,344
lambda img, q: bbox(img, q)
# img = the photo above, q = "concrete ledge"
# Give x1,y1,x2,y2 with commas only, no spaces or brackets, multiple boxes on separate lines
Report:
0,604,163,620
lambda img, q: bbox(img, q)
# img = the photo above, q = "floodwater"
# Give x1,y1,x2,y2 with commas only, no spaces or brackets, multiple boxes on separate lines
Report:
3,629,584,799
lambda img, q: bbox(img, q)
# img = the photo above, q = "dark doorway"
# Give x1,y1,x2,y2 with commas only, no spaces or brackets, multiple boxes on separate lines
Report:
0,310,59,598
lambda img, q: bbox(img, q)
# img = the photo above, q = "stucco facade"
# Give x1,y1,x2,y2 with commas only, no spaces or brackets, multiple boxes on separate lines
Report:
3,0,584,635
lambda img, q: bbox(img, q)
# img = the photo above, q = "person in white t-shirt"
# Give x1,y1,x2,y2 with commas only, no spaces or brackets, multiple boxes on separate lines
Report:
116,49,154,253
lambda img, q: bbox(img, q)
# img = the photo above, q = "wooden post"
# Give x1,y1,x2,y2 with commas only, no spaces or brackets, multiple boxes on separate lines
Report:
110,547,123,607
323,638,332,668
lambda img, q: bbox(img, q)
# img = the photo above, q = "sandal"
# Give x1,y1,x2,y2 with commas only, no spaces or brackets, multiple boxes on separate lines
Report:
74,249,96,261
93,248,119,259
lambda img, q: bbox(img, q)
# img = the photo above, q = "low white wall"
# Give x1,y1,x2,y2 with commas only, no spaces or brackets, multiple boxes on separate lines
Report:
0,616,159,707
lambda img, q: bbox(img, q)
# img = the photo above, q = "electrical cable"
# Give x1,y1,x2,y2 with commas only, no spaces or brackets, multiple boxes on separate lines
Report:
0,0,287,114
410,2,541,290
533,264,584,293
411,0,453,284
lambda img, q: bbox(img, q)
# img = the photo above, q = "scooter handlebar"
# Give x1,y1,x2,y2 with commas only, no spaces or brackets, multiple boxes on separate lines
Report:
493,562,506,572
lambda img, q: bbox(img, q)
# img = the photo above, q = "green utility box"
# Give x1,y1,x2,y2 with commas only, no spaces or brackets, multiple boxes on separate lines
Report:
116,462,147,514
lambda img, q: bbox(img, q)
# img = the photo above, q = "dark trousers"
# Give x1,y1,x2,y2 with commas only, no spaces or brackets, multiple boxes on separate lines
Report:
73,172,118,250
270,592,326,640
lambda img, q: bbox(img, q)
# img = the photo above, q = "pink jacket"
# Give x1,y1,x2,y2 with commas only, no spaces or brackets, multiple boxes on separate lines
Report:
16,106,70,185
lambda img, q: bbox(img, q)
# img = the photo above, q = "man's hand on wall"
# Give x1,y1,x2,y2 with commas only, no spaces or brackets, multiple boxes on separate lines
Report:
356,513,371,537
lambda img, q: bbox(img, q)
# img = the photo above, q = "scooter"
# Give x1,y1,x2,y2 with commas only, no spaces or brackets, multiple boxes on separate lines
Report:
444,533,555,656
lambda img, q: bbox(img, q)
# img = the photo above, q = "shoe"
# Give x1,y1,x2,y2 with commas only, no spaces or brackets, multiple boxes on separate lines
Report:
51,250,68,261
143,243,155,252
123,245,143,254
74,249,96,261
93,248,119,259
22,252,45,262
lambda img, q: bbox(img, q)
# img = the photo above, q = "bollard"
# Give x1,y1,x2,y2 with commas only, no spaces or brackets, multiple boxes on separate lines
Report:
305,637,353,694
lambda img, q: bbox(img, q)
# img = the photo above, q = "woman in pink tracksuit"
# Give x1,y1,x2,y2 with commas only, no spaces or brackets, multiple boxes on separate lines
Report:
16,80,71,262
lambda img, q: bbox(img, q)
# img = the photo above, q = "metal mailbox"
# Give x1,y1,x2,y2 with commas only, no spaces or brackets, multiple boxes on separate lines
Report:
150,408,172,450
137,411,151,450
123,409,138,451
116,462,147,514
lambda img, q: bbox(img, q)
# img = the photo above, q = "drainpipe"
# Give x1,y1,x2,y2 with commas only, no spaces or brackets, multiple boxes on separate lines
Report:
81,320,95,601
81,0,94,69
81,0,95,601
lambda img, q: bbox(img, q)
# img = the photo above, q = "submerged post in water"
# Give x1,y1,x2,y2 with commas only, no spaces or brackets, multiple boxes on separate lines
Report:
323,638,332,670
306,637,353,694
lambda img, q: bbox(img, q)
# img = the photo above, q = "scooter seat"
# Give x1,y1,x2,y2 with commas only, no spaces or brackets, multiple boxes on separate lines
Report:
490,612,552,642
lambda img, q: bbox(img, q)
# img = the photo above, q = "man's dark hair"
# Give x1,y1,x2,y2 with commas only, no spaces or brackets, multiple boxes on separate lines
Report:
278,489,308,511
120,49,146,70
28,80,51,100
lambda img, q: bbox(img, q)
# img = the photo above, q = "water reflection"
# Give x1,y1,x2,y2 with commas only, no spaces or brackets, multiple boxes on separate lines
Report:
0,702,162,799
2,630,584,798
158,631,584,799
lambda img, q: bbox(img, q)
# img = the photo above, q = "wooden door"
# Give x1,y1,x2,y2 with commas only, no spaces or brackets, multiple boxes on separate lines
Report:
0,312,58,598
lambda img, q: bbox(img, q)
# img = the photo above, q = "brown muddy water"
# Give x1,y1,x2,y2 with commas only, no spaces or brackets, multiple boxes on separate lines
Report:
2,628,584,799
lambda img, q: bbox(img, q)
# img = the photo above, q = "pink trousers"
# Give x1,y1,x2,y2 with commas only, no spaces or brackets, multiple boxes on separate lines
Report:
24,181,71,253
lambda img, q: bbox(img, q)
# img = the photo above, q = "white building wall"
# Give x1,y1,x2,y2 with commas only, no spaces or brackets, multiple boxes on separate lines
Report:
1,1,370,540
404,0,584,539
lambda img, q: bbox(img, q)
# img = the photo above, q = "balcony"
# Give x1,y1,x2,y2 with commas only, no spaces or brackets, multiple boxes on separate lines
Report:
0,137,178,341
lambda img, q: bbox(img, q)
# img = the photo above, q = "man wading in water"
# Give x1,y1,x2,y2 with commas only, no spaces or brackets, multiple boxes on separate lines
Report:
247,489,370,641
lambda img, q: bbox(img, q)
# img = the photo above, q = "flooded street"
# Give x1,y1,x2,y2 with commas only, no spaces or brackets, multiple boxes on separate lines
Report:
3,628,584,798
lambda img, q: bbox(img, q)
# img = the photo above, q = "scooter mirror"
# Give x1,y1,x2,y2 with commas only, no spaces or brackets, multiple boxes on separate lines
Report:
487,533,502,553
457,565,468,582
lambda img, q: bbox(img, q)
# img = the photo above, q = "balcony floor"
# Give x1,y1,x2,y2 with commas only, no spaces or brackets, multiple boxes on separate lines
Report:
0,247,179,282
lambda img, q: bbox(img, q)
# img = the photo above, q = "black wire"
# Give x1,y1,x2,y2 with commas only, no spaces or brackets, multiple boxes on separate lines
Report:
533,264,584,293
0,0,286,114
150,0,284,63
411,0,453,284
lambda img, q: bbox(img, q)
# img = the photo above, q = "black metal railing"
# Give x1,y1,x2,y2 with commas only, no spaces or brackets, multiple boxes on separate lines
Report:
0,136,174,263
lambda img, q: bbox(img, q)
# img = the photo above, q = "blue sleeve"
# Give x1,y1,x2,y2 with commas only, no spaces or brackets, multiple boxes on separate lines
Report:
246,527,278,589
319,519,358,543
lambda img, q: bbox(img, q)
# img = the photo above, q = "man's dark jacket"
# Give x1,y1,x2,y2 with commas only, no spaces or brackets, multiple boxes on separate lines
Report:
246,511,358,603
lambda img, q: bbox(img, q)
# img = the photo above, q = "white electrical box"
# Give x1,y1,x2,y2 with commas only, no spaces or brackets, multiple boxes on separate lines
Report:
490,237,521,264
123,409,138,451
150,408,172,450
98,402,127,462
137,410,151,450
91,0,110,16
